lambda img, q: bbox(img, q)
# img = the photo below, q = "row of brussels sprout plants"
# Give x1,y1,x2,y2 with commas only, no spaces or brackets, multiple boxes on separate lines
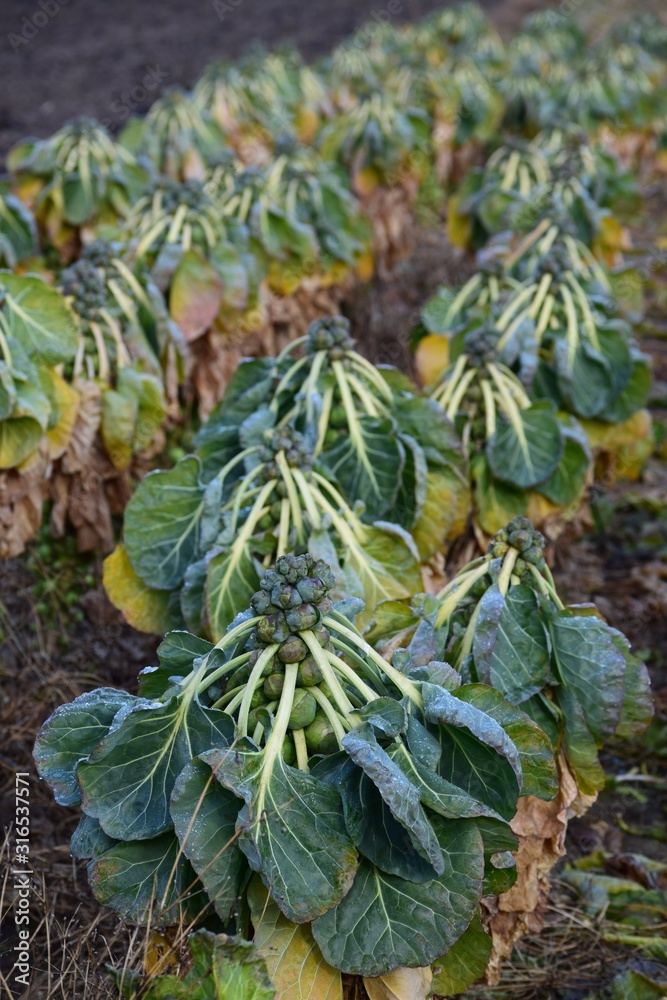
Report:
1,2,666,558
28,2,663,997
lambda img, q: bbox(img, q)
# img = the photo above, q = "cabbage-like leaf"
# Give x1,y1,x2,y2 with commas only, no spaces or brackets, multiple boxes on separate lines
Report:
171,758,246,922
311,817,484,977
33,688,138,807
78,695,234,839
0,273,78,363
204,746,358,923
321,416,403,520
124,456,221,590
487,402,563,488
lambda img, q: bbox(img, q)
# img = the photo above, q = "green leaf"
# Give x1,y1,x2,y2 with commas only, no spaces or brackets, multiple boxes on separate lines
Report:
430,913,492,995
554,339,615,419
78,695,234,839
70,815,117,860
63,170,103,225
472,584,551,704
171,759,246,922
33,688,138,807
124,456,221,590
613,634,654,740
101,385,137,471
139,631,218,699
421,683,521,821
454,685,558,801
170,247,224,342
472,455,528,535
342,726,444,877
311,817,484,977
88,831,203,925
321,417,403,520
248,878,342,1000
487,402,563,488
546,610,627,743
323,755,440,882
537,416,590,506
0,273,78,363
204,746,358,923
347,523,422,627
558,688,606,795
205,544,261,642
387,742,505,821
0,415,42,468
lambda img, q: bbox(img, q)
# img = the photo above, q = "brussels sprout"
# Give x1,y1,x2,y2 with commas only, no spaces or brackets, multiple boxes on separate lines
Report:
264,673,285,699
276,481,289,498
288,689,317,730
256,613,290,644
509,529,532,551
304,714,338,754
523,545,544,566
281,735,296,765
324,429,338,447
495,528,509,543
271,583,301,609
492,541,509,558
277,636,309,663
308,622,330,646
270,500,283,521
257,514,273,531
330,404,347,427
251,591,273,615
250,687,268,709
296,577,326,603
514,558,527,576
297,655,324,687
285,603,319,632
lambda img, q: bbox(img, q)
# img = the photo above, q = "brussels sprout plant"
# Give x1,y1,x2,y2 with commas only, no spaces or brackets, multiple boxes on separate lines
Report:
368,516,653,796
36,552,558,983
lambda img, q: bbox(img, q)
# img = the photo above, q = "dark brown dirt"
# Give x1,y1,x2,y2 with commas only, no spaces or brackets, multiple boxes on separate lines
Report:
0,0,555,160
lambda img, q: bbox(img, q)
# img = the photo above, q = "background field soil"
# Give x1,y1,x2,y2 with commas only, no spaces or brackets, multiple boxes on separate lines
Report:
0,0,556,159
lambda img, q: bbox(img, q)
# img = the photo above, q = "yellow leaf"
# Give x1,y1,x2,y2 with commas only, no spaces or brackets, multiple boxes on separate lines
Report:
355,248,375,283
103,544,173,634
447,194,472,249
248,878,342,1000
364,966,432,1000
44,368,80,460
414,334,449,387
355,165,382,196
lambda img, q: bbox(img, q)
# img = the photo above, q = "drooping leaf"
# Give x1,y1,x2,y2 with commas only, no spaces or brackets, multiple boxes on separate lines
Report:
33,688,138,807
558,688,606,795
103,544,177,635
248,878,342,1000
78,696,234,839
70,814,117,860
546,610,627,743
454,685,558,801
487,402,563,489
171,759,246,922
429,913,492,996
124,456,221,590
204,746,358,924
0,415,42,468
421,683,521,820
311,817,484,977
169,247,224,342
0,273,78,363
88,831,203,925
472,584,550,704
537,415,590,506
